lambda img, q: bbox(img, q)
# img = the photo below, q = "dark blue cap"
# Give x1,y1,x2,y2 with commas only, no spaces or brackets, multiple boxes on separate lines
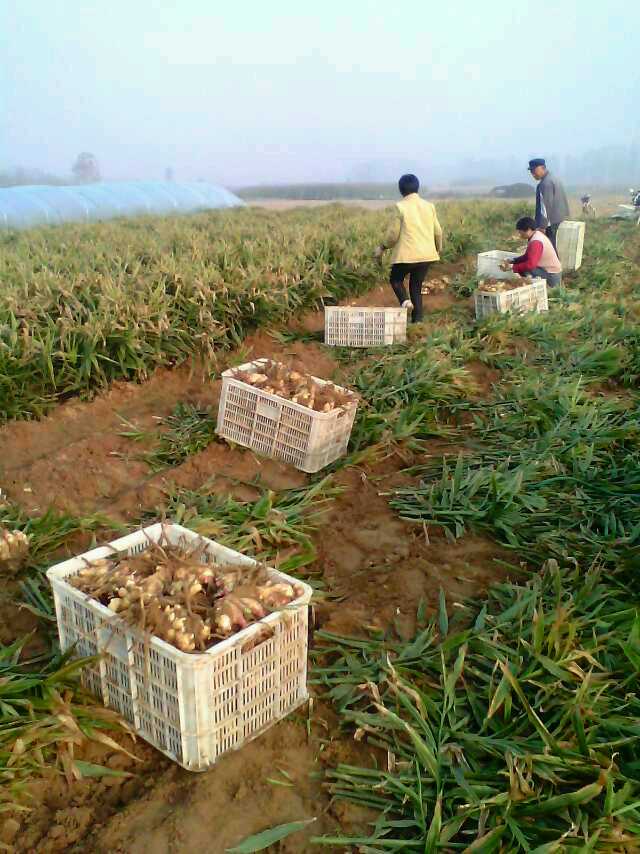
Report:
528,158,546,170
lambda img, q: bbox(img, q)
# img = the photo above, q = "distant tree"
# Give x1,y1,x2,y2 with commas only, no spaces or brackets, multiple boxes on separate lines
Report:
72,152,100,184
0,166,67,187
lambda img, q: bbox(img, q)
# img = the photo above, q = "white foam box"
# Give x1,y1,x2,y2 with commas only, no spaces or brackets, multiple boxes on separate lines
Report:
476,250,519,280
474,278,548,319
556,221,585,271
216,358,358,473
47,522,312,771
324,306,407,348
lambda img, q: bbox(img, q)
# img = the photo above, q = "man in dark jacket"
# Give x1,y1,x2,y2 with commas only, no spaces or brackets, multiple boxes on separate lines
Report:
528,158,570,252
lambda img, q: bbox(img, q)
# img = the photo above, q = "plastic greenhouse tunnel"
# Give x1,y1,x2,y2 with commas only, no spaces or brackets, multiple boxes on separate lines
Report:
0,181,244,230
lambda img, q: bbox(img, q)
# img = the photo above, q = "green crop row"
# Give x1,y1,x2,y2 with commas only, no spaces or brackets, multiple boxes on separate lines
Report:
0,201,528,421
312,219,640,850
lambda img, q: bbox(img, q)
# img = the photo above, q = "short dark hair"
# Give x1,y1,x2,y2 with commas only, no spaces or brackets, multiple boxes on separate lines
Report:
516,216,537,231
398,174,419,196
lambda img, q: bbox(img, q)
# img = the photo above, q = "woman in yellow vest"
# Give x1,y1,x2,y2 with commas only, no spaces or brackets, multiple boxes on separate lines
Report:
375,174,443,323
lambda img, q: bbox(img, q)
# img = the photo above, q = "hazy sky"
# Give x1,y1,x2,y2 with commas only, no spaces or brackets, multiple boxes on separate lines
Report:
2,0,639,186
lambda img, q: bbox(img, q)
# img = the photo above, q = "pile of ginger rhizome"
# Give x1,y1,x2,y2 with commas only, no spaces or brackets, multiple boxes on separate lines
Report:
0,527,29,574
68,536,305,653
477,276,528,292
232,360,356,412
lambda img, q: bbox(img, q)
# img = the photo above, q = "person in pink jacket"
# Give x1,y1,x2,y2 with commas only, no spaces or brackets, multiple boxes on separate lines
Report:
501,216,562,288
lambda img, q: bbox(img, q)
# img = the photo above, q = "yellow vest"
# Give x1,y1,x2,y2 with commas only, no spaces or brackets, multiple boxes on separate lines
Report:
386,194,442,264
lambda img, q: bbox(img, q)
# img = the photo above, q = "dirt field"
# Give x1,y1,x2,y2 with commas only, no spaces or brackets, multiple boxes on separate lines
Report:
1,262,517,854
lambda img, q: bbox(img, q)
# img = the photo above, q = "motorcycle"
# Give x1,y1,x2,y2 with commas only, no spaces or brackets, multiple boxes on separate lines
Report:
610,188,640,224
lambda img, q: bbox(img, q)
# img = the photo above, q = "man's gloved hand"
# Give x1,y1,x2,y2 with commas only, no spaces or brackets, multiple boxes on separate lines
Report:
373,245,385,260
499,261,512,272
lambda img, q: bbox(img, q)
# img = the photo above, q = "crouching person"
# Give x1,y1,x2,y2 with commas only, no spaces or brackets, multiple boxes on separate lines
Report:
502,216,562,288
374,174,443,323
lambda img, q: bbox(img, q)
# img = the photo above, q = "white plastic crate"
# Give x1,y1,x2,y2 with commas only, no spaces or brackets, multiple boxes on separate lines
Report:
216,359,358,473
324,306,407,348
47,522,312,772
474,278,548,319
477,250,519,280
556,221,585,271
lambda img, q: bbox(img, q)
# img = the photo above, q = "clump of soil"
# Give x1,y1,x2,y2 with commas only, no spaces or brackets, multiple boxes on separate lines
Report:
465,360,502,398
13,721,342,854
7,737,167,854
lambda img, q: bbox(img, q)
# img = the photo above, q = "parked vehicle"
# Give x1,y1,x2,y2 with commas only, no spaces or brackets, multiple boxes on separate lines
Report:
610,188,640,224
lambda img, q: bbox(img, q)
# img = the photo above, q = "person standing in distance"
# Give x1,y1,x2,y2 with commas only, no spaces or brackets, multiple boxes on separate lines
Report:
528,158,570,252
374,174,443,324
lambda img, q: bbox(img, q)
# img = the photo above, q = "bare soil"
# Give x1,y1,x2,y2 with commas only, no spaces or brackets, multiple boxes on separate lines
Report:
314,464,511,642
465,360,502,397
1,263,513,854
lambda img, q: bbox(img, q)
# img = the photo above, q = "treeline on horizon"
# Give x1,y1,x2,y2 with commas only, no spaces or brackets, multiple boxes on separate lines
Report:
3,139,638,194
236,182,537,200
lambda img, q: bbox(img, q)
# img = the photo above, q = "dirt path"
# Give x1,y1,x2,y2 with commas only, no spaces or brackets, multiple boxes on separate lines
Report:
0,340,329,519
1,284,399,519
0,278,468,520
4,262,516,854
315,463,511,641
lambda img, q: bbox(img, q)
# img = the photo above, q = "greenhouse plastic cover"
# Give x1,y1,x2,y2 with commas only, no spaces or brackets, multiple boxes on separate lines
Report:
0,181,244,230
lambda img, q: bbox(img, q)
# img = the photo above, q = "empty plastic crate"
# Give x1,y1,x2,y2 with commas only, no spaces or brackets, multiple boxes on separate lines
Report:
216,359,358,473
474,278,548,319
46,522,312,771
477,250,519,280
324,306,407,347
556,221,585,271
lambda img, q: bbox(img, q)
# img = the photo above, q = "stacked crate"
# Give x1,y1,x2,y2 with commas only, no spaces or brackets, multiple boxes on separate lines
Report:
556,221,585,271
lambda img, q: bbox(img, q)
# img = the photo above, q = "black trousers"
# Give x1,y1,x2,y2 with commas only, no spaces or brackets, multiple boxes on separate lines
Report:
545,223,560,252
390,262,431,322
